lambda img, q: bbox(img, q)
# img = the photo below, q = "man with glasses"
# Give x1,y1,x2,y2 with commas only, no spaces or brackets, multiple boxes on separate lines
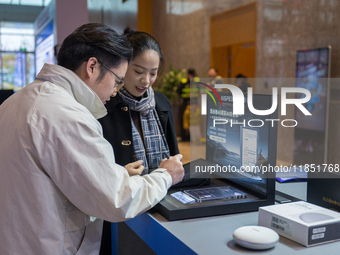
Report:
0,23,184,255
98,59,125,93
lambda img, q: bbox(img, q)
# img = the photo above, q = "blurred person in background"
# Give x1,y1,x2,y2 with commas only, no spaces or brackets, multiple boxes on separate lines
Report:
177,68,198,141
235,73,251,92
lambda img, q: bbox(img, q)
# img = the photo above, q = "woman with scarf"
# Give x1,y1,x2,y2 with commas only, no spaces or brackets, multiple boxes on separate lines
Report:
98,29,179,254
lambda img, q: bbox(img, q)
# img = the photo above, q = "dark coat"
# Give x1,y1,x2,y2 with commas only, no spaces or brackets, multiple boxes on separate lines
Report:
98,91,179,255
99,90,179,166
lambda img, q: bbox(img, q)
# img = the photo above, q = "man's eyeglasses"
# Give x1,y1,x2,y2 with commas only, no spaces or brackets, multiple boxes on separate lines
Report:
98,60,125,92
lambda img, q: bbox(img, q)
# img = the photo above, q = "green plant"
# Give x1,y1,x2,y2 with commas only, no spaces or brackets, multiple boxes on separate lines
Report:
154,66,185,102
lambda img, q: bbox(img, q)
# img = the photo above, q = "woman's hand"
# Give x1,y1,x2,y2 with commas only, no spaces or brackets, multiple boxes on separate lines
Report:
125,160,144,176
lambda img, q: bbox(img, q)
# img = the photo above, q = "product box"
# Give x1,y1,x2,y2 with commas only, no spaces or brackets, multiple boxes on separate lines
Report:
258,201,340,247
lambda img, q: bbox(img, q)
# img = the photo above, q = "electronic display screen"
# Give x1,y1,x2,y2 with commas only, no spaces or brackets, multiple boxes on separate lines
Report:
35,21,55,75
294,46,331,165
241,127,258,171
154,91,278,220
295,47,330,131
205,92,278,196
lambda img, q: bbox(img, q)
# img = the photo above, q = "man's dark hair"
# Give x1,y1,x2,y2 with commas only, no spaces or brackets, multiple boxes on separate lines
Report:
187,68,197,77
209,67,218,73
57,23,133,81
123,28,164,73
236,73,246,78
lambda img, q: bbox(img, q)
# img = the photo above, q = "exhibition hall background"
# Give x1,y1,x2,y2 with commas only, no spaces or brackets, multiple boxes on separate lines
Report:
87,0,340,166
1,0,340,165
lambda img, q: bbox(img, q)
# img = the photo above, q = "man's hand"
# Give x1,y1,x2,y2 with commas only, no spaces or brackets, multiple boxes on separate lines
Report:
159,154,184,186
125,160,144,176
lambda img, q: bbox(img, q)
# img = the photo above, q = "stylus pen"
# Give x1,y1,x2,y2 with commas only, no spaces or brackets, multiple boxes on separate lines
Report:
164,152,170,159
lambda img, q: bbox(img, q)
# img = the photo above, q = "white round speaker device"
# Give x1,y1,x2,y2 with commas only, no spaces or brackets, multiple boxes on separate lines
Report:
233,225,279,250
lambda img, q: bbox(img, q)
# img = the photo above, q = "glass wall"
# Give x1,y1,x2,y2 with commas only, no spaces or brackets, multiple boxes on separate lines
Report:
0,0,51,6
0,21,35,90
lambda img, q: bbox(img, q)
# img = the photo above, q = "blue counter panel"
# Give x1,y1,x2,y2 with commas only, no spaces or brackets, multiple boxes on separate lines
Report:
125,213,196,255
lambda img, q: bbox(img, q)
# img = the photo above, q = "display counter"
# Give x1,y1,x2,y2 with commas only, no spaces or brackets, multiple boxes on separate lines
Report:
116,182,340,255
124,204,339,254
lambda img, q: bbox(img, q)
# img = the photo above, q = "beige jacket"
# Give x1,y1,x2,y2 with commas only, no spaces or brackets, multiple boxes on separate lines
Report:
0,64,171,255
